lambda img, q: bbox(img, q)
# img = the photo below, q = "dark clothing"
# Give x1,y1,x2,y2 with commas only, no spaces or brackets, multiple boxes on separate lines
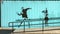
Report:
22,8,30,18
44,16,49,26
44,8,48,24
45,9,48,13
22,14,28,18
42,8,49,26
44,17,48,20
44,16,49,24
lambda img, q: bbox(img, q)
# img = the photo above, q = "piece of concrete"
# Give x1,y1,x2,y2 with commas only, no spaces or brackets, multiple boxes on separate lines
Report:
0,28,14,34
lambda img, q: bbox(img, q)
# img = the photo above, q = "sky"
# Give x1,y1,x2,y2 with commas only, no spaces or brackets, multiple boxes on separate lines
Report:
1,1,60,28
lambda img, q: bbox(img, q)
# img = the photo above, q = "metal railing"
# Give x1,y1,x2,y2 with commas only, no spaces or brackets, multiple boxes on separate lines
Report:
8,17,60,32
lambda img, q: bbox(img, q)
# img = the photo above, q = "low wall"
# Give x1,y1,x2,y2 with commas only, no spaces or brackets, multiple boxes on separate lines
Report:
0,28,14,34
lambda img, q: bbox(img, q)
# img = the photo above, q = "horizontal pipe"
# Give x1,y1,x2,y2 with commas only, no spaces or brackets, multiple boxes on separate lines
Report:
9,17,60,23
9,22,60,27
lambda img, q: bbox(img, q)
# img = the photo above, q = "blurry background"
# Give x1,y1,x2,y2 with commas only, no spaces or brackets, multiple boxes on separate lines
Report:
1,1,60,29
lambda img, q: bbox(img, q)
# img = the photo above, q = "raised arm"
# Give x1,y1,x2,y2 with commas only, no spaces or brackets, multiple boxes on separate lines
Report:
26,8,31,10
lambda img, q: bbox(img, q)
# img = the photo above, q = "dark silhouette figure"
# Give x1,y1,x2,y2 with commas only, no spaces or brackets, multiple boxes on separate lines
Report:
17,7,31,18
42,8,49,26
17,7,31,28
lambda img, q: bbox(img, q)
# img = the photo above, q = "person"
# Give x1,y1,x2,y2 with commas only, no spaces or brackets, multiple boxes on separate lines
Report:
17,7,31,19
44,16,49,26
17,7,31,27
42,8,49,26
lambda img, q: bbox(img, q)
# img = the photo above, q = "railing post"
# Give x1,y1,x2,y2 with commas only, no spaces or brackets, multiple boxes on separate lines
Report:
24,20,25,32
12,22,14,30
12,22,14,34
42,19,44,34
28,21,30,28
0,0,1,27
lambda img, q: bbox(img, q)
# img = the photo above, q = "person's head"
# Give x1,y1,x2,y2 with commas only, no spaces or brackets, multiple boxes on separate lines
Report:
46,8,48,13
21,7,24,9
46,8,47,10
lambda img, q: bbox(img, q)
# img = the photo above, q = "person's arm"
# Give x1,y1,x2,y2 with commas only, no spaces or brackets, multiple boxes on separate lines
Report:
16,12,22,16
26,8,31,11
42,10,46,13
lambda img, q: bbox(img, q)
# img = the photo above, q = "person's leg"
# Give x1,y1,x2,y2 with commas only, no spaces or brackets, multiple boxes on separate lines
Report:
45,20,48,26
28,20,30,28
18,18,25,27
25,18,30,28
18,21,24,27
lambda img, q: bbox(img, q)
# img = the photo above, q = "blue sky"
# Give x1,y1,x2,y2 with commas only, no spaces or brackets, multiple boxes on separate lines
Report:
1,1,60,28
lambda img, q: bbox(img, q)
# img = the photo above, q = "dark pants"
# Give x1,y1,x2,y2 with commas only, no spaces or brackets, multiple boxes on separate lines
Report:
45,20,48,26
44,16,49,26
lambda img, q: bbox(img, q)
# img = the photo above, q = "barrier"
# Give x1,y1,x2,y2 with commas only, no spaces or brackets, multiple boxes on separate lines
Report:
0,28,14,34
8,17,60,32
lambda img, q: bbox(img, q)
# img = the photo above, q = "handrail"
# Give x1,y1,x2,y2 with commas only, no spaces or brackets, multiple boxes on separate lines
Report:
8,22,60,27
9,17,60,23
8,17,60,32
8,17,60,27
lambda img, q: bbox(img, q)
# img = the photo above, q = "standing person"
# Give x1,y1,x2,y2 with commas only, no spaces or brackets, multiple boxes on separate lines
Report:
42,8,49,26
17,7,31,27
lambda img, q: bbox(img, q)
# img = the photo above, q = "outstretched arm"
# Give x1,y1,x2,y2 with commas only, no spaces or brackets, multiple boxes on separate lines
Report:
26,8,31,10
16,12,22,16
42,10,46,13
